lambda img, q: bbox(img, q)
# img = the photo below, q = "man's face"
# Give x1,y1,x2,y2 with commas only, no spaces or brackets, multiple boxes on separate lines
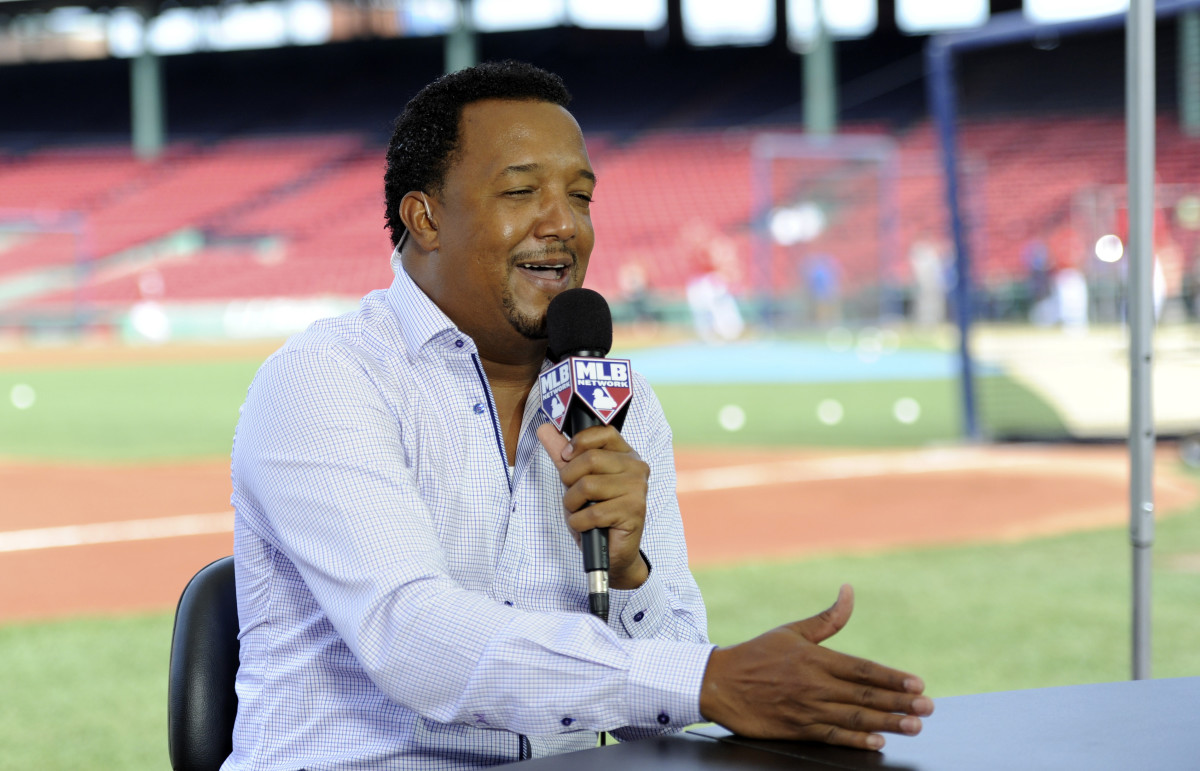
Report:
430,98,595,350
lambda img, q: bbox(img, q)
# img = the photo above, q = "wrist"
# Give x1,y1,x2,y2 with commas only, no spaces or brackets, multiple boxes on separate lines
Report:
698,646,730,724
610,551,650,590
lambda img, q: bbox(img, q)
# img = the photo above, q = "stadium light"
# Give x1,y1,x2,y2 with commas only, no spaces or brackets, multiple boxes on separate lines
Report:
1095,233,1124,262
768,203,826,245
568,0,665,30
788,0,876,47
473,0,564,32
1025,0,1129,23
682,0,774,46
897,0,988,34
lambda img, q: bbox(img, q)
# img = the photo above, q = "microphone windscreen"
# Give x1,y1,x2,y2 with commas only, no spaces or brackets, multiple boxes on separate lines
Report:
546,288,612,362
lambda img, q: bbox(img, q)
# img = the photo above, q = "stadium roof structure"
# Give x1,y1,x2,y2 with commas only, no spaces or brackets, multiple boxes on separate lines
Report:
0,0,254,12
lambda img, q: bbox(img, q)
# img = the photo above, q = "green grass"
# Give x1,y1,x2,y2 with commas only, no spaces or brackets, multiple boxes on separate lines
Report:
0,612,174,771
0,359,262,461
977,373,1070,439
655,379,961,447
697,488,1200,697
5,498,1200,770
0,340,1072,460
655,374,1064,447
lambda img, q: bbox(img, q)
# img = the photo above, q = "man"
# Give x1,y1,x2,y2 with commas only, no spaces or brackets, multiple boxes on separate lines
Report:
225,60,931,770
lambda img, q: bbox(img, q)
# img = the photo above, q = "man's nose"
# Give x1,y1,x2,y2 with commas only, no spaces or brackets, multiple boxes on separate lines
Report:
535,193,578,241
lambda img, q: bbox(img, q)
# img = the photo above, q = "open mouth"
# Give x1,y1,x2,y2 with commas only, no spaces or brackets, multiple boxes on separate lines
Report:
517,262,569,280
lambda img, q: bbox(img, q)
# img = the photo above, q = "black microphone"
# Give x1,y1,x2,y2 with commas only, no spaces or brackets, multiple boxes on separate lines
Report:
544,288,630,622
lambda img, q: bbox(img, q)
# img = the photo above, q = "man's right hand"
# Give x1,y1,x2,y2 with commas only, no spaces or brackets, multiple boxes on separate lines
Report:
698,584,933,751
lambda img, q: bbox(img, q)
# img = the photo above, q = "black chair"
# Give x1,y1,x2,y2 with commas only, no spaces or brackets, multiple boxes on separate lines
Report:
168,555,240,771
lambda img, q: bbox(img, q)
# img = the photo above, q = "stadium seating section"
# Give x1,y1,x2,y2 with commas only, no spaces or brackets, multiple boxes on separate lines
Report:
1,115,1198,319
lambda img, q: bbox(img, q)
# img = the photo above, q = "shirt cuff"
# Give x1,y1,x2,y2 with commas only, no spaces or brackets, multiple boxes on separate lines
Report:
607,551,668,639
623,639,714,732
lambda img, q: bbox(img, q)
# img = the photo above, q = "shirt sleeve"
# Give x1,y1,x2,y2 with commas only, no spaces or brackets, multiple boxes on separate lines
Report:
232,344,714,738
604,379,710,645
602,379,716,740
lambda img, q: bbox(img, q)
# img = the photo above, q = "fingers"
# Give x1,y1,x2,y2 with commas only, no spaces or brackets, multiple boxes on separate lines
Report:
793,701,925,752
824,649,927,700
817,681,935,724
537,423,633,464
789,711,922,751
794,724,890,752
536,423,570,471
536,422,650,589
560,466,648,518
699,598,933,752
537,424,649,515
788,584,854,645
791,654,931,751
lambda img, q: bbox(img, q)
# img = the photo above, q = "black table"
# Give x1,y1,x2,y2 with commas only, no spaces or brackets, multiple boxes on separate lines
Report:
503,677,1200,769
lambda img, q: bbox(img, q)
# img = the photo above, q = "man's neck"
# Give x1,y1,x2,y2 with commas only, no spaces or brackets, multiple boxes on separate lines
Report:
477,346,547,467
477,351,543,393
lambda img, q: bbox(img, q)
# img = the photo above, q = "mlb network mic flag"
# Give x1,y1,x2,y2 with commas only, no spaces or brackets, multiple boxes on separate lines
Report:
540,357,633,431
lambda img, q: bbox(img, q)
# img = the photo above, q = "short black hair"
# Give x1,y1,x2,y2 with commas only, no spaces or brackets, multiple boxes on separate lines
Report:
383,60,573,248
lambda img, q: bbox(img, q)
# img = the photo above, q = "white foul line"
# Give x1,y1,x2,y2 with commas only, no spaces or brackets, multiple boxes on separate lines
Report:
674,447,1089,494
0,512,234,554
0,447,1121,553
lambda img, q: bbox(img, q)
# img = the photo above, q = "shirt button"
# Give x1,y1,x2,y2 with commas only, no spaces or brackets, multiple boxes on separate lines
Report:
455,339,464,348
504,601,513,606
473,403,485,414
561,717,574,726
633,611,645,623
657,713,670,725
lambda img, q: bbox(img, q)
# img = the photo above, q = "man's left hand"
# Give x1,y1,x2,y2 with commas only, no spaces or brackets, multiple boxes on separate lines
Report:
536,423,650,590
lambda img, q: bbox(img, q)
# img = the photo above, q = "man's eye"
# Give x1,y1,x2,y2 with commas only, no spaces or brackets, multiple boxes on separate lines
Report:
572,193,594,204
504,189,533,197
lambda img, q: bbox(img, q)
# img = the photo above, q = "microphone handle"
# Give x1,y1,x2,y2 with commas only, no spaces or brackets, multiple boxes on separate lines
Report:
564,350,610,622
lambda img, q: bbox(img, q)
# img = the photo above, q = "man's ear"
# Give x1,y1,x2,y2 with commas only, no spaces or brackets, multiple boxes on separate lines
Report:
399,191,440,253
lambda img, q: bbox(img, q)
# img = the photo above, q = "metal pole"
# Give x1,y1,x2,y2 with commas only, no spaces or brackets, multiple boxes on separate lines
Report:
130,28,165,160
803,0,837,135
926,40,980,441
750,141,774,322
1181,11,1200,136
1126,0,1156,682
444,0,478,74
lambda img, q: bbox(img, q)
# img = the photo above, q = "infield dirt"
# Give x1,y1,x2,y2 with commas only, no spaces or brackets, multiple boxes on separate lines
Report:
0,443,1195,622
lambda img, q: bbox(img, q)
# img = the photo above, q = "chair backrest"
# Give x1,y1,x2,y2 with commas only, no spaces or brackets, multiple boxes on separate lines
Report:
168,555,240,771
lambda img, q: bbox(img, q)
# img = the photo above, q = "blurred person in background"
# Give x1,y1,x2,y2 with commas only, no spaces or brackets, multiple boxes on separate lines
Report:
224,60,931,771
804,252,842,326
1183,248,1199,320
681,221,745,342
907,231,947,328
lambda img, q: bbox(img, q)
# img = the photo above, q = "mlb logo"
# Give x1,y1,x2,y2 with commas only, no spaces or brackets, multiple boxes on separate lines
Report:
538,360,573,431
539,356,634,430
571,357,632,424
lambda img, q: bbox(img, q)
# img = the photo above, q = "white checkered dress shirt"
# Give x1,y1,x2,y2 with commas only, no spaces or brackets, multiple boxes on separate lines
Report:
222,263,713,770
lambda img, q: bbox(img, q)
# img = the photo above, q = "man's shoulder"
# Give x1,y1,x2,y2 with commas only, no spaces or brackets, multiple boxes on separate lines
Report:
273,289,410,368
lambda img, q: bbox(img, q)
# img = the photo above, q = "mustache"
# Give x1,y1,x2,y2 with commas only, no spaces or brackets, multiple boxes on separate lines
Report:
510,244,577,264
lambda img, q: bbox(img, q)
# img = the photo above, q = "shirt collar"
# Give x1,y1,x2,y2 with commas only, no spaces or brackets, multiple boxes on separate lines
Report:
386,246,463,354
384,246,559,374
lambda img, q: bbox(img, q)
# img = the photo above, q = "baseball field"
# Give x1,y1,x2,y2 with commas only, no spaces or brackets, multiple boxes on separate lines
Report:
2,332,1199,770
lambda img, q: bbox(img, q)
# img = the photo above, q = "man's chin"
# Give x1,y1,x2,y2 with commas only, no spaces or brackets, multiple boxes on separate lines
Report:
505,310,547,341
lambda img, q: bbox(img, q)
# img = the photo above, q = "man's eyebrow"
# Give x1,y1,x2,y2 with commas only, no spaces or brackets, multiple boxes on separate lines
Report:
499,163,597,183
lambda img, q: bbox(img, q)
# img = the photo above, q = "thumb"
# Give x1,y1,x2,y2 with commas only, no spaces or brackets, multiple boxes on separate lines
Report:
789,584,854,645
536,423,570,471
